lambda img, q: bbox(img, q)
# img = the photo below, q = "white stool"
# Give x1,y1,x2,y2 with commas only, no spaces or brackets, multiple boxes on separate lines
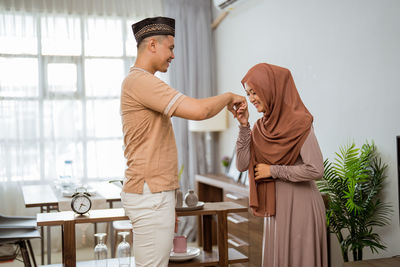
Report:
113,220,133,255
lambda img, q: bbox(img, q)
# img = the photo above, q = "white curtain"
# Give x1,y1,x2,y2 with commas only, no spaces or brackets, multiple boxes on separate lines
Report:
1,0,163,17
164,0,216,241
0,0,163,257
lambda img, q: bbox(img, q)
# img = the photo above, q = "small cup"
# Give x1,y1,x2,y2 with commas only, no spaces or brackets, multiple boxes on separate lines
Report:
173,235,187,253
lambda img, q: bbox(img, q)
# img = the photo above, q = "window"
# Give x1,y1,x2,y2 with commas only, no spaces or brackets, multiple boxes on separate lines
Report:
0,12,138,182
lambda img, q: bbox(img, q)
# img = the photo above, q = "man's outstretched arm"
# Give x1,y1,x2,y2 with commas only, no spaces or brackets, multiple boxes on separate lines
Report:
173,92,245,120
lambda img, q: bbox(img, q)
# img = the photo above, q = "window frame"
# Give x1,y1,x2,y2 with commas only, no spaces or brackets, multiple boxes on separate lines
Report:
0,13,134,183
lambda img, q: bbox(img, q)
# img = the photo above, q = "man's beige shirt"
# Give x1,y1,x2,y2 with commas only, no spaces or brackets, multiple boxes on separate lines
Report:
120,67,185,193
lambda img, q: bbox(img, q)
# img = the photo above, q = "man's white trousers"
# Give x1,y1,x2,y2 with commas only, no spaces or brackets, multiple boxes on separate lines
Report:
121,183,175,267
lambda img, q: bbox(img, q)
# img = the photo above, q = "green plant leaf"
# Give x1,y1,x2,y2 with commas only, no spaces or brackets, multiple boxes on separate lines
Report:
317,141,393,262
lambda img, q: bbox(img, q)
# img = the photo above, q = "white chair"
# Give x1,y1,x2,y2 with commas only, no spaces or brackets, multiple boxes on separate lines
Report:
0,214,40,267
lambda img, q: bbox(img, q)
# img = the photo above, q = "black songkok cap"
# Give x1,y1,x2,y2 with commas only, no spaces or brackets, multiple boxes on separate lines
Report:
132,16,175,46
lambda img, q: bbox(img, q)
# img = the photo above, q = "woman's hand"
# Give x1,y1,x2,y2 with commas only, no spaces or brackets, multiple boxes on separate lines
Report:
236,101,249,126
254,163,272,181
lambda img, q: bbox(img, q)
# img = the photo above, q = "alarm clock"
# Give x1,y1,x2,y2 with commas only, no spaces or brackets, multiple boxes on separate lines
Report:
71,187,92,215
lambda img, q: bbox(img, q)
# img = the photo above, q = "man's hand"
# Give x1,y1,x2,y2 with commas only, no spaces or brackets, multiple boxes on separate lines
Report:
227,93,246,118
254,163,272,181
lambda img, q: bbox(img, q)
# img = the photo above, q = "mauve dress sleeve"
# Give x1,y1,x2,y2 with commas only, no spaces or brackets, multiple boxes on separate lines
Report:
235,124,251,172
270,127,324,182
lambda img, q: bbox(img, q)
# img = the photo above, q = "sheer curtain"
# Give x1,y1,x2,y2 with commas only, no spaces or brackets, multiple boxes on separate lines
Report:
164,0,216,241
0,0,163,253
0,0,162,17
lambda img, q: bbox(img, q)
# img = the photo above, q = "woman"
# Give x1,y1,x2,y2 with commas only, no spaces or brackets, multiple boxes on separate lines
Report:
235,63,327,267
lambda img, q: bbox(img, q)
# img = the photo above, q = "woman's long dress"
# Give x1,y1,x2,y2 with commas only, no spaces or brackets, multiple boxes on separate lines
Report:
236,126,328,267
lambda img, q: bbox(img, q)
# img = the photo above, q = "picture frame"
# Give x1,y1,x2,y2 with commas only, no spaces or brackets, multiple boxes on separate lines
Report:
226,149,241,182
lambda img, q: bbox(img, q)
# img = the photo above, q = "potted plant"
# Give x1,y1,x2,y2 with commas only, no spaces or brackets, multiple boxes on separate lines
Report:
317,142,392,262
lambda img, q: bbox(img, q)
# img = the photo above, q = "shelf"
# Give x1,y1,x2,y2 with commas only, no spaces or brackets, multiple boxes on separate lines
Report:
39,258,134,266
168,248,248,266
227,213,248,224
228,234,248,248
39,248,248,267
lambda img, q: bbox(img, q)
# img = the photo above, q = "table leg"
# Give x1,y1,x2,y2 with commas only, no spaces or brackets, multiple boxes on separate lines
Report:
26,240,37,267
44,205,52,265
217,211,228,266
202,215,212,252
94,222,98,247
62,220,76,267
197,215,203,247
40,207,44,265
109,201,115,258
17,240,31,267
47,224,51,264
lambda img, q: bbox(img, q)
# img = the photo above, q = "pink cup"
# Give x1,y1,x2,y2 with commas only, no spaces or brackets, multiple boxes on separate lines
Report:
173,235,187,253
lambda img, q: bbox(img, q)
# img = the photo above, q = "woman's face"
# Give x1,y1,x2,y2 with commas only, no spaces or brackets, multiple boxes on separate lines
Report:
244,83,266,113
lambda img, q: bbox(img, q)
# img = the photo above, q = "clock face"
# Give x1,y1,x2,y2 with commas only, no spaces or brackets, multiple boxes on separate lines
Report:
71,195,91,214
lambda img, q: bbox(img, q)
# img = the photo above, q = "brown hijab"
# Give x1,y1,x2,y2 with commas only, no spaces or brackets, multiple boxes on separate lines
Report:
241,63,313,217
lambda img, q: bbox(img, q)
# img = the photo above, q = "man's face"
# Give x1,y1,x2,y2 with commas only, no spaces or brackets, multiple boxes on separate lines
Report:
155,35,175,72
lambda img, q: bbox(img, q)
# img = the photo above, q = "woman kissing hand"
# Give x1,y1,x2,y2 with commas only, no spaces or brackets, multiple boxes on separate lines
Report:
254,163,272,181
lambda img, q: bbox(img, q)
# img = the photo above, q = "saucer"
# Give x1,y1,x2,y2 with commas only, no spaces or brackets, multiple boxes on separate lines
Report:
175,201,204,212
169,247,200,262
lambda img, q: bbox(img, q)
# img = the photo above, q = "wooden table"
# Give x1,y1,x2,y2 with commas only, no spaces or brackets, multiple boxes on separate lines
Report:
22,182,122,265
37,202,248,267
22,182,122,209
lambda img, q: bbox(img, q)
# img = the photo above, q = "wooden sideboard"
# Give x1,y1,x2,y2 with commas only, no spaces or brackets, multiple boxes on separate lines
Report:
196,174,263,267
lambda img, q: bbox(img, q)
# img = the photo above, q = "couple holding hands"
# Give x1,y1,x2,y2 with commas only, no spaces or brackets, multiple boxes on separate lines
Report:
120,16,327,267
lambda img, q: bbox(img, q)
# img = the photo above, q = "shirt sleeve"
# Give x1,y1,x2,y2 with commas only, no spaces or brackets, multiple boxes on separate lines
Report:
125,72,185,117
236,124,251,172
270,127,324,182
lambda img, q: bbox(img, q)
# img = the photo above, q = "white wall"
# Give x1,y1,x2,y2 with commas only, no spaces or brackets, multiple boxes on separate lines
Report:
213,0,400,265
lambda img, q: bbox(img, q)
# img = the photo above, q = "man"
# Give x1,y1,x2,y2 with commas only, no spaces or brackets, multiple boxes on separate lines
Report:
120,16,245,267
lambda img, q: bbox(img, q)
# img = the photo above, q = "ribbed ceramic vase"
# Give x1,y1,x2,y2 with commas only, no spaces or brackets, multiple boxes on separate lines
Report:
184,189,198,207
176,190,183,208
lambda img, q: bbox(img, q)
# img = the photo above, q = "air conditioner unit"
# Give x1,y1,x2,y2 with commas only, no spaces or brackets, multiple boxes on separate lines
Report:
214,0,240,10
212,0,245,29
